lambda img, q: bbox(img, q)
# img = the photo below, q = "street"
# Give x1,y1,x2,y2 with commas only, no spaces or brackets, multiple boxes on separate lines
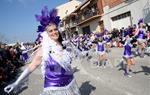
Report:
19,48,150,95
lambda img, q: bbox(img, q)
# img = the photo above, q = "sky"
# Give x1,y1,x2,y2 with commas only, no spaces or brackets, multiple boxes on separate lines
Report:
0,0,69,44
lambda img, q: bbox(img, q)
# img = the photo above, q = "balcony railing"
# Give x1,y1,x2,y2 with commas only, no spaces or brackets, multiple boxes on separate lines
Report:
69,22,77,28
64,7,99,28
76,8,99,23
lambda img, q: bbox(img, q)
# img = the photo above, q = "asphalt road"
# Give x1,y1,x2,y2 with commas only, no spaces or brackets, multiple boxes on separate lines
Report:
1,48,149,95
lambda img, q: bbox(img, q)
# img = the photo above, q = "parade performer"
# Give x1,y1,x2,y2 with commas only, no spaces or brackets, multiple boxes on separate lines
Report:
103,29,112,52
20,42,29,63
96,38,108,67
145,29,150,56
122,35,135,77
135,19,146,57
4,6,80,95
75,35,83,59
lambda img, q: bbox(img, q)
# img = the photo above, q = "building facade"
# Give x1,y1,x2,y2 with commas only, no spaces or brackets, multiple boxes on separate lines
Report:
102,0,150,30
63,0,103,37
75,0,103,35
56,0,81,19
56,0,82,39
61,0,150,38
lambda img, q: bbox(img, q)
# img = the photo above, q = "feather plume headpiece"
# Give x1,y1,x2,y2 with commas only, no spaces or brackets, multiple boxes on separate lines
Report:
138,18,144,25
35,6,61,33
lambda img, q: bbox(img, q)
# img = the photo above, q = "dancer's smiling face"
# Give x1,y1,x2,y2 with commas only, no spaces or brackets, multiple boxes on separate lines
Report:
46,24,59,41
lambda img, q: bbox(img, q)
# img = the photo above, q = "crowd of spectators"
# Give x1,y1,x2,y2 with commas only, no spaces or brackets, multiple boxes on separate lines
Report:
0,43,25,86
107,23,150,47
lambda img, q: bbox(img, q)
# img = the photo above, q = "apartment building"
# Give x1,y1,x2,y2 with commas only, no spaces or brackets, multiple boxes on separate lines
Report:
62,0,103,37
102,0,150,30
55,0,82,39
61,0,150,38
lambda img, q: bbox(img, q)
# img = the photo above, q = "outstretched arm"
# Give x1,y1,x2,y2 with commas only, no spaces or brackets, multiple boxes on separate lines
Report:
4,47,42,93
27,47,42,72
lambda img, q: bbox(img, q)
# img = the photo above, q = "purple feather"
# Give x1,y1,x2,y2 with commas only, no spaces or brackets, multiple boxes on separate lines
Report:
35,6,61,32
40,17,49,26
37,25,45,32
49,9,57,18
35,14,42,21
41,6,49,17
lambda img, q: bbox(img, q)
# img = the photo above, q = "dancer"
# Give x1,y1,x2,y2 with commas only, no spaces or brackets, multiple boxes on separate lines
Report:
20,42,29,62
103,29,112,52
96,37,108,68
122,35,135,77
4,6,80,95
135,19,146,57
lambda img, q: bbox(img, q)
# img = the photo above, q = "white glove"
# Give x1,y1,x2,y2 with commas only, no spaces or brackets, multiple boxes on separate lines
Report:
4,68,31,93
4,82,17,93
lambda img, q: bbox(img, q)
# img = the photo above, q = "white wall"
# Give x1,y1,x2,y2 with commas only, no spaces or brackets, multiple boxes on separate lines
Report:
102,6,112,30
90,18,100,33
102,0,150,30
56,0,81,19
79,18,100,33
111,17,131,29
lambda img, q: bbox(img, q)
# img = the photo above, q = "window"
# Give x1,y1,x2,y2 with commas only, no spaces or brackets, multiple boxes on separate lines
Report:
82,26,91,35
111,11,131,21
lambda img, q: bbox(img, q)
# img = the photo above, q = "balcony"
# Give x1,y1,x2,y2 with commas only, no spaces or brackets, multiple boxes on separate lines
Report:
76,8,100,25
69,22,77,28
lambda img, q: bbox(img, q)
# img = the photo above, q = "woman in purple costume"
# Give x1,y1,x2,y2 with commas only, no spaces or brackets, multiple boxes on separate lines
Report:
96,38,108,67
4,7,80,95
135,19,146,57
22,51,29,62
20,43,29,62
122,35,135,77
103,30,112,53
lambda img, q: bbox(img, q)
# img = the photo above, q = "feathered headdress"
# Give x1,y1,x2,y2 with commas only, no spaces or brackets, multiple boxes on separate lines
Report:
138,18,144,25
104,28,109,34
35,6,61,33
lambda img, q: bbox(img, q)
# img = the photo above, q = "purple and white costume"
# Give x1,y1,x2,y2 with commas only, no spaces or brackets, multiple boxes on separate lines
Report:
123,38,133,58
34,7,80,95
22,51,29,62
96,42,105,55
136,28,146,43
40,32,80,95
20,43,29,62
103,35,111,45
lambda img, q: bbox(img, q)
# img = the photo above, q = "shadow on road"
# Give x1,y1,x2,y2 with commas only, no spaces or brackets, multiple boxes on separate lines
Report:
87,56,92,61
79,81,96,95
133,66,150,75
